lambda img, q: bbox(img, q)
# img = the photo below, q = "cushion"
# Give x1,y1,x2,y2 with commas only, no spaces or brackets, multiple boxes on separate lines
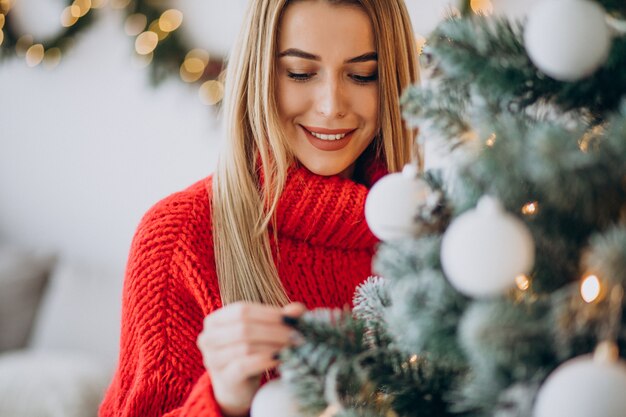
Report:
0,245,56,351
0,350,109,417
29,259,124,372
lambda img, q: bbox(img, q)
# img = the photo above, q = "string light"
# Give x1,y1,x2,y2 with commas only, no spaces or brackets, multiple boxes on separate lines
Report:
485,133,496,147
578,124,604,153
0,0,14,12
180,49,210,83
470,0,494,15
70,4,82,18
581,274,601,303
15,35,33,57
199,80,225,105
158,9,183,33
73,0,92,17
148,19,169,41
43,47,62,69
25,44,44,67
91,0,108,8
521,201,539,216
135,31,159,55
415,34,426,55
125,14,147,36
409,354,418,363
515,274,530,291
61,6,79,27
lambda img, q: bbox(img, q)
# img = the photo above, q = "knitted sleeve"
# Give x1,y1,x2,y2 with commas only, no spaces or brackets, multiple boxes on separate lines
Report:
99,180,225,417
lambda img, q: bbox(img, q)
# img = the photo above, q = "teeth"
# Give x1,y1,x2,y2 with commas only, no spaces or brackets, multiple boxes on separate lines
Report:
309,131,348,141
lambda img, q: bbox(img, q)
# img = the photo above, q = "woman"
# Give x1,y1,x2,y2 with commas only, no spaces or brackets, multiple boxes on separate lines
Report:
100,0,419,416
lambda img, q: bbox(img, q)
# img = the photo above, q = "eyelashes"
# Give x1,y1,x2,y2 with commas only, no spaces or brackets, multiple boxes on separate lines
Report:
287,72,378,84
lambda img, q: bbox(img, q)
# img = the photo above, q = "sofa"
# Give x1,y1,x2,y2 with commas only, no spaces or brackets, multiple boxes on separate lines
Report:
0,243,123,417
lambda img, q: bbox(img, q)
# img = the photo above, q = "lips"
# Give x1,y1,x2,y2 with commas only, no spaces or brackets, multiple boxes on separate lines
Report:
300,125,356,151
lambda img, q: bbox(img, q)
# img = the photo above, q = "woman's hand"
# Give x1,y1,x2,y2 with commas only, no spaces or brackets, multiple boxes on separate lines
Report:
197,302,306,417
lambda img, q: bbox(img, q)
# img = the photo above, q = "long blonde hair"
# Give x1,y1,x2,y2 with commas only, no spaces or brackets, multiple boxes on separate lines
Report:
213,0,420,306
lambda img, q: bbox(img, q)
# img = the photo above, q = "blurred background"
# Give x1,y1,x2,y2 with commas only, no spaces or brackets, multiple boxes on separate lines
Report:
0,0,539,415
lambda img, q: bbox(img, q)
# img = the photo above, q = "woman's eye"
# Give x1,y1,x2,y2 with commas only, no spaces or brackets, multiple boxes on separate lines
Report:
287,72,314,82
351,73,378,84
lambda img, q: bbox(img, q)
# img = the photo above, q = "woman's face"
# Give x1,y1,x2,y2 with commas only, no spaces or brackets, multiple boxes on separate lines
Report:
276,1,379,179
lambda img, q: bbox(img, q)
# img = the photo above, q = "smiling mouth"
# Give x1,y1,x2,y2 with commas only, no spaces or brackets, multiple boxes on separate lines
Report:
301,125,356,141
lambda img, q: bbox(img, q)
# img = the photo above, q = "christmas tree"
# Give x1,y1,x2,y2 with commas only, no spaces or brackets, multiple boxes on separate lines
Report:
253,1,626,416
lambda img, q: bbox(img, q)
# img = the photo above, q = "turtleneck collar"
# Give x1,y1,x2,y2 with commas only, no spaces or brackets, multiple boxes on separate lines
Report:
271,148,388,250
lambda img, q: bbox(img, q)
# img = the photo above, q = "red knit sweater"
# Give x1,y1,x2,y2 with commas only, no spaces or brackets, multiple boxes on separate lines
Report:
99,158,387,417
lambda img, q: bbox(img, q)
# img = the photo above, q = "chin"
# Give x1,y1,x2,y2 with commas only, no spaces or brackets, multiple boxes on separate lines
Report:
300,161,350,177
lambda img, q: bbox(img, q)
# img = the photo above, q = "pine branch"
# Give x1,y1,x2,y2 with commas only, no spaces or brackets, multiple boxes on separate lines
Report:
409,15,626,130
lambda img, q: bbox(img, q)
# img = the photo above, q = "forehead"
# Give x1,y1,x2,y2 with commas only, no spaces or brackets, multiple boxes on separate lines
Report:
278,2,375,56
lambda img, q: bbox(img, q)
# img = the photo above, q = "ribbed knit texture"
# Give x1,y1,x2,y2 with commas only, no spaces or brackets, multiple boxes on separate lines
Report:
99,156,387,417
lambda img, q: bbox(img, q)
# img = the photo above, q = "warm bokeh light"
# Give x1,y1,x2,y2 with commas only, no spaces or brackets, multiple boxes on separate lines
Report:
416,33,426,55
0,13,5,29
515,274,530,291
61,7,79,27
186,49,210,66
15,35,33,57
581,275,601,303
148,20,169,41
91,0,107,8
43,47,62,69
73,0,92,17
125,14,147,36
180,49,211,83
0,30,3,46
159,9,183,33
521,201,538,216
199,80,225,105
135,31,159,55
409,354,418,363
180,58,205,83
25,44,45,67
0,0,14,12
471,0,494,15
69,5,81,18
485,133,496,147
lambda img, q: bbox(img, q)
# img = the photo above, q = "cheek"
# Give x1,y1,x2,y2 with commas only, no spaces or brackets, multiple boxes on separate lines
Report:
353,88,379,126
277,82,308,120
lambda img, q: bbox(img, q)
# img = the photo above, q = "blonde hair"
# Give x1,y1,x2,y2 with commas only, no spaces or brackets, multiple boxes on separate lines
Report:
213,0,420,306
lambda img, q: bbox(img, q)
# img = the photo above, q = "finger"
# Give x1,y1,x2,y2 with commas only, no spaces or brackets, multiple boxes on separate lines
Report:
282,302,307,317
281,302,307,327
202,321,294,349
203,342,284,371
205,302,285,327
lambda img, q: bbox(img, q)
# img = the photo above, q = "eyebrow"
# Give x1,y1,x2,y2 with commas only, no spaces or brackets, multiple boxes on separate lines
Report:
278,48,378,63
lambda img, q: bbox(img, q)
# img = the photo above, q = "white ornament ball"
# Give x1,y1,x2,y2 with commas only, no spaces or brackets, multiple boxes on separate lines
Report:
534,355,626,417
440,196,534,298
524,0,611,82
365,165,432,241
250,379,302,417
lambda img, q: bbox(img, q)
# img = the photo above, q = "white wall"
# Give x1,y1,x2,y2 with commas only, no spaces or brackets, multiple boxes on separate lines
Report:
0,8,221,273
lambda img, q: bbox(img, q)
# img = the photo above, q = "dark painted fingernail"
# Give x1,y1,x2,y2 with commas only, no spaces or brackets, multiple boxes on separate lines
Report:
282,315,299,327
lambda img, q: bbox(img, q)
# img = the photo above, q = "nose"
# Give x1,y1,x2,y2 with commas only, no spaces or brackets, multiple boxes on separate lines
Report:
316,75,346,119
